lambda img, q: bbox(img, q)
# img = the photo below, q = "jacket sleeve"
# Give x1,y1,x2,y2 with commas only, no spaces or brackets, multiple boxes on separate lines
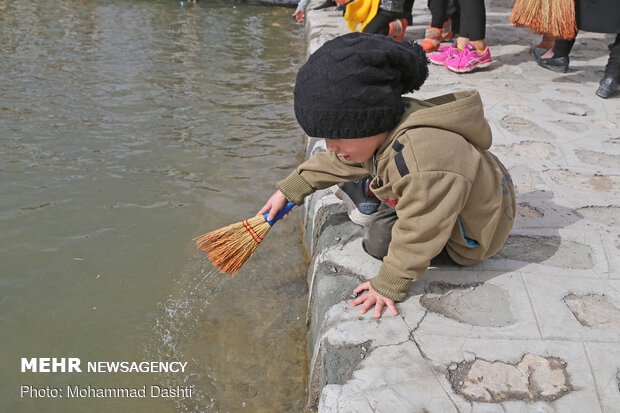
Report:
276,151,370,205
369,171,472,301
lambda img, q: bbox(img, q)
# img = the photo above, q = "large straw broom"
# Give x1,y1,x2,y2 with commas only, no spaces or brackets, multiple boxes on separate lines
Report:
194,202,295,275
509,0,576,39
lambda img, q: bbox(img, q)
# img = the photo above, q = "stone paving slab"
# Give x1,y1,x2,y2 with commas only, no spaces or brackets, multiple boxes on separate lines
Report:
319,340,459,413
584,342,620,413
522,274,620,342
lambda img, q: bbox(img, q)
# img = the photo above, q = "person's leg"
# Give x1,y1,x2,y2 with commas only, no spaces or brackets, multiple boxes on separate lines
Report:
422,0,449,52
597,34,620,98
443,0,490,73
535,35,555,50
362,206,397,260
362,9,403,35
428,0,447,28
456,0,486,50
404,0,415,24
362,205,458,267
448,0,460,36
548,38,576,57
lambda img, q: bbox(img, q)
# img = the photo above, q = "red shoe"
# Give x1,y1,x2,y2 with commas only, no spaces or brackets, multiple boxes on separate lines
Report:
421,27,441,53
388,18,408,41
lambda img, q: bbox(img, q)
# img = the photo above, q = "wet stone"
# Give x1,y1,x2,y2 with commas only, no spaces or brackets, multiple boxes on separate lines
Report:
495,235,593,269
564,294,620,331
447,353,572,403
420,283,516,327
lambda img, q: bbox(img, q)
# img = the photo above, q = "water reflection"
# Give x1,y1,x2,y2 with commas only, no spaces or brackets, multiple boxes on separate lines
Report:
0,1,308,411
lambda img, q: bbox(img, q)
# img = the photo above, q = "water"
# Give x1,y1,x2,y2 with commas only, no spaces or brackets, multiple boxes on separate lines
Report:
0,1,309,411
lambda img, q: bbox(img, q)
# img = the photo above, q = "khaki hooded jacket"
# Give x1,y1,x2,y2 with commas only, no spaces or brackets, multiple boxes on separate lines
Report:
277,90,516,301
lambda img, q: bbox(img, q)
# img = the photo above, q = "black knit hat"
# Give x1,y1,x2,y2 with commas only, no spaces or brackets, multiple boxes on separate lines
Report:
294,32,429,139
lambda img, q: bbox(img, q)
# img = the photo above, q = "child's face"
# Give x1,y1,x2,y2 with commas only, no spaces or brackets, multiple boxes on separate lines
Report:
325,132,389,163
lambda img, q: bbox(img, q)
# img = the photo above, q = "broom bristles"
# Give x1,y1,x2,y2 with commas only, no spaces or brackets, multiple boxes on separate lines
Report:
509,0,576,39
194,214,273,275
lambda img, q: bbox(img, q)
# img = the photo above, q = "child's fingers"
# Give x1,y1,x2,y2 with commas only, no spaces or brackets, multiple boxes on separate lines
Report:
267,206,283,222
349,293,367,307
374,301,384,318
359,296,376,314
386,301,399,316
353,282,370,294
257,203,271,216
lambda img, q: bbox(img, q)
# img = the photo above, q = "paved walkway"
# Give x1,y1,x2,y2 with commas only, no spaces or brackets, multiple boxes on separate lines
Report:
299,1,620,412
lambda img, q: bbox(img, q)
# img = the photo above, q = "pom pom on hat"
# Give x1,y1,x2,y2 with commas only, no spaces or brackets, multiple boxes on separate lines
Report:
294,32,429,139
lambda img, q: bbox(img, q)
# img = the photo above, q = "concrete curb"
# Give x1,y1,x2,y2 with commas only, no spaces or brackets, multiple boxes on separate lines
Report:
299,1,620,411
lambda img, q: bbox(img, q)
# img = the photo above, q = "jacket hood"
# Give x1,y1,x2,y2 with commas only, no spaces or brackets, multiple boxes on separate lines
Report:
391,90,492,150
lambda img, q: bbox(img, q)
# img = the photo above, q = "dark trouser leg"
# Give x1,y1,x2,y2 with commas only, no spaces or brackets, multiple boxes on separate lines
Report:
552,37,576,57
361,205,457,265
428,0,448,28
604,34,620,79
404,0,415,24
597,34,620,98
362,9,406,35
457,0,485,41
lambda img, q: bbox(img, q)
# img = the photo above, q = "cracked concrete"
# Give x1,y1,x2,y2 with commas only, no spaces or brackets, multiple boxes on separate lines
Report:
298,0,620,411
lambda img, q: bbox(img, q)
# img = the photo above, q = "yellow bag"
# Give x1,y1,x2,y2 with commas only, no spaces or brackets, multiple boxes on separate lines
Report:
344,0,380,32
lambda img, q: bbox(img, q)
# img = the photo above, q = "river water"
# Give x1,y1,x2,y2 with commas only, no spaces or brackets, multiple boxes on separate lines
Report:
0,1,309,412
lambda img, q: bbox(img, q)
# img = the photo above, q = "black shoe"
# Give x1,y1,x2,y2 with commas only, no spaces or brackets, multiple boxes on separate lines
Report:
596,76,618,98
532,49,569,73
333,179,380,226
531,47,547,63
312,0,335,10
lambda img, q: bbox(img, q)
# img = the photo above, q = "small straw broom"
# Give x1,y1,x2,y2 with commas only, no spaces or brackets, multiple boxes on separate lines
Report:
194,202,295,275
509,0,576,40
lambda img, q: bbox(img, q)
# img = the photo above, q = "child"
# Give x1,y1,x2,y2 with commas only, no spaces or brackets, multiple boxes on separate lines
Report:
259,32,515,318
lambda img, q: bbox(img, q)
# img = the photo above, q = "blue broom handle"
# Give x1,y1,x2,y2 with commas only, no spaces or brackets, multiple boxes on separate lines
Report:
263,201,295,226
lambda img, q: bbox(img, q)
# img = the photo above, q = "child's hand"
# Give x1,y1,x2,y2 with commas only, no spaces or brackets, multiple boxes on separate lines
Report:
258,190,289,222
292,10,305,23
350,282,398,318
